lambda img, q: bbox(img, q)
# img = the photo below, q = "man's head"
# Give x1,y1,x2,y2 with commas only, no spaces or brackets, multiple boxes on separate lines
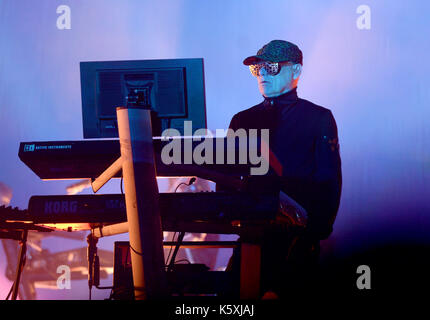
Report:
243,40,303,98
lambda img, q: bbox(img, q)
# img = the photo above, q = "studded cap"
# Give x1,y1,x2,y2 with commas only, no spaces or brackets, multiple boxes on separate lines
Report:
243,40,303,65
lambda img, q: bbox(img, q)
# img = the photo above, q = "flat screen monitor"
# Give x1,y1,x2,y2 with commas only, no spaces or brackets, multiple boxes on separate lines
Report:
80,58,207,138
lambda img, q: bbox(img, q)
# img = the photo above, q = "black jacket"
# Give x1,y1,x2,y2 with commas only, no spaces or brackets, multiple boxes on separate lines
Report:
228,87,342,240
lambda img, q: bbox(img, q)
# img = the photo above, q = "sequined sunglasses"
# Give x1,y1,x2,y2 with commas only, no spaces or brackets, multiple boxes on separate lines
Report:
249,61,292,77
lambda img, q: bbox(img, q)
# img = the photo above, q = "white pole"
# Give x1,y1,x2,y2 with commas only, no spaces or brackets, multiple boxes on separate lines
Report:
116,107,167,299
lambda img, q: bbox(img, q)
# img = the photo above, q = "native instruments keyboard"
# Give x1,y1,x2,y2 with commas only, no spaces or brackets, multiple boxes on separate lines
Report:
18,137,263,180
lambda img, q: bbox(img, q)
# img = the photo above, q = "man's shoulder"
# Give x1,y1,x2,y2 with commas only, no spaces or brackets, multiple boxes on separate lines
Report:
229,96,335,129
298,98,332,116
229,102,265,129
233,101,265,119
234,97,333,117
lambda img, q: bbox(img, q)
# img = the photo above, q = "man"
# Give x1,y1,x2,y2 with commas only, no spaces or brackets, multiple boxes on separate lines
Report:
223,40,342,298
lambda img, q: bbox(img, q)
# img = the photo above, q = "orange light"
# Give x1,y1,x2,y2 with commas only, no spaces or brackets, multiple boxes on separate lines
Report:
36,223,92,232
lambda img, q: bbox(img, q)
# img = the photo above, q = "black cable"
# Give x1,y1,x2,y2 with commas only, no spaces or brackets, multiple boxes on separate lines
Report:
107,288,114,300
96,285,114,290
164,178,197,269
165,232,177,266
88,231,97,301
5,282,13,300
8,232,28,300
174,177,196,193
174,182,187,193
129,244,144,256
120,175,124,194
167,231,186,272
7,255,26,299
93,255,113,290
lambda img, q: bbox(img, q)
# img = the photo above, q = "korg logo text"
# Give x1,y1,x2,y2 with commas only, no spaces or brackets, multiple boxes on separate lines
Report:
45,201,78,214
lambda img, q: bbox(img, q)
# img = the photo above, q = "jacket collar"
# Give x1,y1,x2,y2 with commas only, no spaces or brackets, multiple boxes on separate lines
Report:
263,86,298,108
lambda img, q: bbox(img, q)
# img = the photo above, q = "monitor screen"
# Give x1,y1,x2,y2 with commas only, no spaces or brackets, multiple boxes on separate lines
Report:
80,58,207,138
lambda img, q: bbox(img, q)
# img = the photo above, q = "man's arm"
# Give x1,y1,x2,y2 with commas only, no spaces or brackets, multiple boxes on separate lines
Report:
306,110,342,240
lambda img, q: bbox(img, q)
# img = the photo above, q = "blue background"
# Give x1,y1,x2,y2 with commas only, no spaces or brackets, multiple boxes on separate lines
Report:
0,0,429,299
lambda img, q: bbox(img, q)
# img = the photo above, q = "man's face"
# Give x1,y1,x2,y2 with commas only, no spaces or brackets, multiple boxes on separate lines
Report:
252,62,301,98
